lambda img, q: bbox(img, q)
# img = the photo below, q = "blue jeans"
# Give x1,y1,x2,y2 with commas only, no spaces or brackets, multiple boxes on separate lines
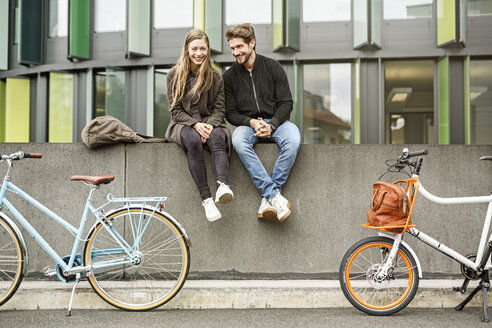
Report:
232,120,300,200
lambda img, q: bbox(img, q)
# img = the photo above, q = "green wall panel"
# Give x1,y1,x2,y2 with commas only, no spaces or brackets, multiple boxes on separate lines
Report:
205,0,222,53
194,0,205,30
127,0,151,57
69,0,90,60
49,73,74,142
464,56,470,144
437,0,456,46
353,0,368,49
0,80,5,141
285,0,300,51
273,0,300,51
273,0,283,51
370,0,381,48
5,78,30,142
18,0,43,65
438,57,450,144
354,59,361,144
0,0,9,70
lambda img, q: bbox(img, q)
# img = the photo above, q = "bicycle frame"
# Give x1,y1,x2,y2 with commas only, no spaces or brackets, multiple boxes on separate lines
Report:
0,173,167,275
405,175,492,272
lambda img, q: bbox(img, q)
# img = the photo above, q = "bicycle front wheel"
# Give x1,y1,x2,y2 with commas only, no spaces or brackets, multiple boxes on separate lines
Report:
339,236,419,316
83,207,190,310
0,215,24,306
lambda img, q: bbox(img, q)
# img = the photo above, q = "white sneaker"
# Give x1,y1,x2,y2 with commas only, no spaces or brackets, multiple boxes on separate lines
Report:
202,198,221,222
270,193,291,222
257,197,277,221
215,181,234,204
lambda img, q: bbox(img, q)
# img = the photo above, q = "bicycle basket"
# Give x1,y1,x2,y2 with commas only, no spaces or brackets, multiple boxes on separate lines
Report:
363,178,418,234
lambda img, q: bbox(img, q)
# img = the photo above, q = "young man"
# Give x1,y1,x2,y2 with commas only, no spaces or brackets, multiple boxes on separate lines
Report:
223,23,300,222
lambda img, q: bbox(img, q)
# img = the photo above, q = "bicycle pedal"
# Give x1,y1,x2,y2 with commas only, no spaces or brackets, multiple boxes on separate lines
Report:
44,266,56,277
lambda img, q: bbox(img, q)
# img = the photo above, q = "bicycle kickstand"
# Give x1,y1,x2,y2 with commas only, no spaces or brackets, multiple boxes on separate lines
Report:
67,273,81,317
455,271,490,323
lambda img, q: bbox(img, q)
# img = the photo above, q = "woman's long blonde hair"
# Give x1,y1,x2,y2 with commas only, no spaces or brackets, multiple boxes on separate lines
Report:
169,30,214,109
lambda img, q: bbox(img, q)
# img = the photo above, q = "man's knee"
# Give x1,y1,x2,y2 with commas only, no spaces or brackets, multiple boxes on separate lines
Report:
232,126,253,152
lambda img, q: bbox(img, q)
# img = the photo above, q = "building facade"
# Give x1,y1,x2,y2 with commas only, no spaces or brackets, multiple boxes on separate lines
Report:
0,0,491,145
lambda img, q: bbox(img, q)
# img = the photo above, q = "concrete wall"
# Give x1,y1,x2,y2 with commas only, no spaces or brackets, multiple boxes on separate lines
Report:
0,143,491,279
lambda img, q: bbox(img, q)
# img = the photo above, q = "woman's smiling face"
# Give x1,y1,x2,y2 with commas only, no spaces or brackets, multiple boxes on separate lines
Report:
188,39,209,70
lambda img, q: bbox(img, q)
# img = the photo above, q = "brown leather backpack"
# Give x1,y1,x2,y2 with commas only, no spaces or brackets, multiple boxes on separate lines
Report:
367,181,409,228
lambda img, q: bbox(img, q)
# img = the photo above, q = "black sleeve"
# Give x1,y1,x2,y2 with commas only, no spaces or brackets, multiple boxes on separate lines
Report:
270,61,293,129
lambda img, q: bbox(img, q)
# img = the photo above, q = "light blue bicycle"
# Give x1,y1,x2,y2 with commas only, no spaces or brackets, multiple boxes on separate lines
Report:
0,151,191,315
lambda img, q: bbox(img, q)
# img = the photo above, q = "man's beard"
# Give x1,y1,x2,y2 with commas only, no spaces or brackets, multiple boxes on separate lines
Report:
236,50,252,65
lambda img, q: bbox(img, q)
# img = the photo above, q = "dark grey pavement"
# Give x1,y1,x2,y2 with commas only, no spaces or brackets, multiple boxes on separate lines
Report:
0,308,487,328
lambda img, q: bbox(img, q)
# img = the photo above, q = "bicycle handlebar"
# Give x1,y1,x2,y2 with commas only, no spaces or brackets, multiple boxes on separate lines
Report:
406,149,428,158
0,151,42,161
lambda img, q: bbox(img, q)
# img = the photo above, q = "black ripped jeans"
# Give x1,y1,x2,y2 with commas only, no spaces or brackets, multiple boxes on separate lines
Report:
180,126,229,201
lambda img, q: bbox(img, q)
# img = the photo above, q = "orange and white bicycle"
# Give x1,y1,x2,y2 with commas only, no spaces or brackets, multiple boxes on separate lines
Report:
339,148,492,322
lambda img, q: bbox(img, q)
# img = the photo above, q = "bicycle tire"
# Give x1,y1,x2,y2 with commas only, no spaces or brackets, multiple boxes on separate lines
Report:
82,206,190,310
339,236,419,315
0,215,25,306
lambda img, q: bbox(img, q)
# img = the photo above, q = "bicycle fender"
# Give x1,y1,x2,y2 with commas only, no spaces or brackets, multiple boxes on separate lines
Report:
378,232,422,278
0,211,29,275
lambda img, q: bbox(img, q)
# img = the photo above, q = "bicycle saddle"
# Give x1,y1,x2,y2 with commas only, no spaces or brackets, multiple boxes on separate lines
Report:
70,175,115,185
480,156,492,161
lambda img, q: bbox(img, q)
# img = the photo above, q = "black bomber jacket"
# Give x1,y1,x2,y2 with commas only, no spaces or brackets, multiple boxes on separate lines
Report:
223,54,293,129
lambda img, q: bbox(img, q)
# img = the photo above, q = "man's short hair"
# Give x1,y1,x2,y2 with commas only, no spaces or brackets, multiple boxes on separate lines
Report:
225,23,256,44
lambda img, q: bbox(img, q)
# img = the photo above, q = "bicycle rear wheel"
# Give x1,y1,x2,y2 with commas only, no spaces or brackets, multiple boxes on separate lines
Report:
83,207,190,310
339,236,419,315
0,215,24,306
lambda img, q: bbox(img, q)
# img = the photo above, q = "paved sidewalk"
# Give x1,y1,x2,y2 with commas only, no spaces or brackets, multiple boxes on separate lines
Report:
0,279,488,311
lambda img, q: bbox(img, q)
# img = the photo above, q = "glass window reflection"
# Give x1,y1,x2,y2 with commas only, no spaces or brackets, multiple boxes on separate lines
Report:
469,59,492,144
303,64,352,144
95,69,127,123
154,0,193,29
384,0,433,20
468,0,492,16
154,69,170,138
49,0,68,37
94,0,126,33
226,0,271,25
303,0,350,22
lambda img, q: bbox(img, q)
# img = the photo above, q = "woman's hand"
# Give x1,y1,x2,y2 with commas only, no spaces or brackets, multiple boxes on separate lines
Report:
193,122,213,143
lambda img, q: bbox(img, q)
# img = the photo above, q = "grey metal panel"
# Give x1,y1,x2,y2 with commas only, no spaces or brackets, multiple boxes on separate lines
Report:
35,73,48,142
127,68,148,134
359,59,380,144
92,31,126,62
46,37,68,64
449,57,465,144
74,71,87,142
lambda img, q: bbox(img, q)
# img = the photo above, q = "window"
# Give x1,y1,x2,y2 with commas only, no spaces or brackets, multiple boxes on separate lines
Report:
469,59,492,144
4,78,30,142
225,0,271,25
384,0,433,20
48,0,68,37
154,0,193,29
95,69,127,123
303,63,352,144
384,60,434,144
94,0,126,33
154,69,170,138
49,73,73,142
468,0,492,16
303,0,350,22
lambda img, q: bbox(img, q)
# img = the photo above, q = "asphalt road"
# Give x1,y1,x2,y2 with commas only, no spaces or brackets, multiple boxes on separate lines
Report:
0,307,488,328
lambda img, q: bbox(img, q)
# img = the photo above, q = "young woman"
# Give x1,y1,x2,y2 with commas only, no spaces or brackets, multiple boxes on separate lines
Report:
165,30,233,222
